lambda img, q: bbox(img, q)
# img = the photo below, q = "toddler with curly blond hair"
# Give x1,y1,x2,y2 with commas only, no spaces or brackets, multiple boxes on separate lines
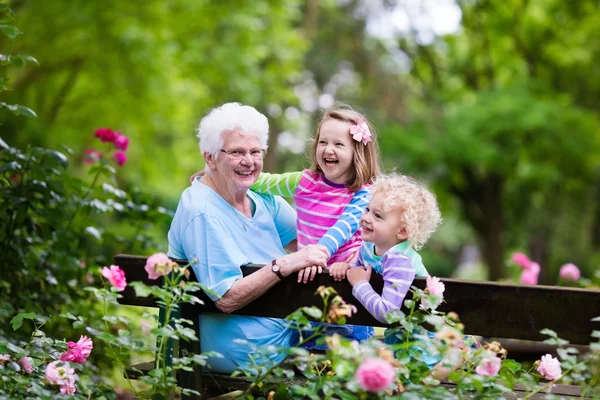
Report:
330,172,442,364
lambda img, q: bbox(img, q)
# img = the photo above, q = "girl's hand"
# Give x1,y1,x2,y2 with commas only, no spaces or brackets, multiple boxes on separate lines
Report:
190,169,205,184
346,264,372,286
329,262,350,281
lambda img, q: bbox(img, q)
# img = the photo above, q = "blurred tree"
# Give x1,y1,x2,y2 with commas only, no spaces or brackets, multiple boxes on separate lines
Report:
1,0,307,201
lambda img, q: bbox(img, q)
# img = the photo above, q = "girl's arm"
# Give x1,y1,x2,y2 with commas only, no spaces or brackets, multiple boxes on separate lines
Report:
350,252,416,324
317,187,370,256
251,171,304,198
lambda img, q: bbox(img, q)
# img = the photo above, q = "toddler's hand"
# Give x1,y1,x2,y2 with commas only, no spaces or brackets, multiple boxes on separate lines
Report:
297,265,322,284
346,264,372,286
329,262,350,281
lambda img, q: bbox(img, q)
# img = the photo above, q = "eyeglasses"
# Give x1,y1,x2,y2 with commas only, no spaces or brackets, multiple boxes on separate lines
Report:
220,148,267,160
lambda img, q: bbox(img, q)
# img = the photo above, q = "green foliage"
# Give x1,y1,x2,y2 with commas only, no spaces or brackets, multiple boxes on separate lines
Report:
1,0,308,200
0,137,172,372
0,4,36,119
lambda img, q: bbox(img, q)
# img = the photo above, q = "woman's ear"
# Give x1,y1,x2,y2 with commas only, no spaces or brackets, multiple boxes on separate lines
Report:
204,152,217,169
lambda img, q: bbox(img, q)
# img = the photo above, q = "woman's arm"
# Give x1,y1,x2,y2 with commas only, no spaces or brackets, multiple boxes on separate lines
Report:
251,171,303,198
350,253,416,324
317,187,370,256
216,245,328,313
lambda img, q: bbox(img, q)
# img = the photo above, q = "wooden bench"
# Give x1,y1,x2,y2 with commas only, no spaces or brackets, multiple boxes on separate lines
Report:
115,254,600,399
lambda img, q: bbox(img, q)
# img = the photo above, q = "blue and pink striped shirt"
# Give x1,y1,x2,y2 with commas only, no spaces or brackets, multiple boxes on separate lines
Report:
252,170,370,264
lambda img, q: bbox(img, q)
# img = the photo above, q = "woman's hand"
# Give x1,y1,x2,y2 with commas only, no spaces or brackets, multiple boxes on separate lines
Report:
297,265,322,284
278,244,328,279
329,262,350,281
295,244,331,284
346,264,372,286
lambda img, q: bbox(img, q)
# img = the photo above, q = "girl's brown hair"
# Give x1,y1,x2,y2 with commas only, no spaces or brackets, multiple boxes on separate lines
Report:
309,103,381,191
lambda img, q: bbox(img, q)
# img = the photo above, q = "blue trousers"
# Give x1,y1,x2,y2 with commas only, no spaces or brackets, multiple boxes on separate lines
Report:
290,322,374,351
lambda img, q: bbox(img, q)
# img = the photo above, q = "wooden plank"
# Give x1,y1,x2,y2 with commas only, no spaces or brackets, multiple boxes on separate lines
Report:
114,255,600,345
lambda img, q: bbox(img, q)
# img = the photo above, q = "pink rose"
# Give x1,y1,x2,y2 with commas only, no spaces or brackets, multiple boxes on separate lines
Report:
60,349,85,364
59,372,77,395
559,263,580,281
538,354,562,380
45,361,77,390
520,268,539,285
113,151,127,166
0,354,10,362
511,252,531,268
113,132,129,151
355,358,396,393
60,336,93,365
475,356,502,376
101,265,127,291
94,128,116,143
426,276,445,298
18,357,33,374
145,252,175,280
84,149,102,164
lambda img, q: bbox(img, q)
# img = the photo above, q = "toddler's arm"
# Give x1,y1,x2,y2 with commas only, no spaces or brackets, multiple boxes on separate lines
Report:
350,252,416,324
251,171,303,198
317,187,370,257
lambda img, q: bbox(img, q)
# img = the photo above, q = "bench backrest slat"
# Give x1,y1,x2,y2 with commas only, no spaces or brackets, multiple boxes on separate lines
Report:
115,255,600,345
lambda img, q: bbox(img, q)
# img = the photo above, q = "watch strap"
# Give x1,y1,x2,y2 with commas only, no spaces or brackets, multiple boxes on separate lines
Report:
271,259,284,280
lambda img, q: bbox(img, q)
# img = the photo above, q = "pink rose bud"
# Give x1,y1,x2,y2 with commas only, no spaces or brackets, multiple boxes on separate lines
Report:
101,265,127,291
18,357,33,374
537,354,562,380
475,356,502,376
355,358,396,393
84,149,102,164
511,252,531,269
520,268,539,285
113,132,129,151
559,263,580,281
113,151,127,167
94,128,116,143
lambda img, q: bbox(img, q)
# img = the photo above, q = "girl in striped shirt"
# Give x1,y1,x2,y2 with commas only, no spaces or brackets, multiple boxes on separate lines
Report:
332,173,442,364
251,104,381,348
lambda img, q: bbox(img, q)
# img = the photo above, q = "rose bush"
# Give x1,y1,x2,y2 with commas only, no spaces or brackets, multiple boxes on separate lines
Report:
237,284,600,399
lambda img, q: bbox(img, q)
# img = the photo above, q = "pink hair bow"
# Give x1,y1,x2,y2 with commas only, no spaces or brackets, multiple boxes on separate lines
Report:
349,118,372,145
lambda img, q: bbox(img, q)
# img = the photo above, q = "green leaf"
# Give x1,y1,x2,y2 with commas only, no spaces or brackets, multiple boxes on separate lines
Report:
0,24,21,39
10,312,36,331
301,306,323,320
501,358,521,373
540,328,558,338
130,281,153,297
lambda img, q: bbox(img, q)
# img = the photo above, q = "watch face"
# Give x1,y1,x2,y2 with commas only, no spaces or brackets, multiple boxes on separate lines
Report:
272,264,281,272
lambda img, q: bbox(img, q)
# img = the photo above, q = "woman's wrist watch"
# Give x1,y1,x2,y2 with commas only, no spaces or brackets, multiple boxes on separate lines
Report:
270,259,284,280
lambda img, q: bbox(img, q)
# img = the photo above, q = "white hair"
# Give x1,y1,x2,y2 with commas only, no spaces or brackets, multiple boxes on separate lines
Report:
373,173,443,250
196,102,269,157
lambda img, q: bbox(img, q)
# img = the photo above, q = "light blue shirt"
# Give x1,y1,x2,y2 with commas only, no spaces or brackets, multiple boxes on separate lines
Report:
167,179,297,373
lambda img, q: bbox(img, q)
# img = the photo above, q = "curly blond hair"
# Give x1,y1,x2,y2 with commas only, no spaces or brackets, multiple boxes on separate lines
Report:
372,173,442,250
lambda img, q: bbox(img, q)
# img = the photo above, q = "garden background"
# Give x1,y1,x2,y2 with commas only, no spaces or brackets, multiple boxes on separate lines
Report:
1,0,599,397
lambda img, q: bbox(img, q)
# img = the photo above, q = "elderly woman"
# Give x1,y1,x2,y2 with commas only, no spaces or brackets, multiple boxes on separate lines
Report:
167,103,328,374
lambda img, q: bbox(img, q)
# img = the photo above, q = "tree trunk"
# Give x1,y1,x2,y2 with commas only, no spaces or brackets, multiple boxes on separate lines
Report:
479,175,505,281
